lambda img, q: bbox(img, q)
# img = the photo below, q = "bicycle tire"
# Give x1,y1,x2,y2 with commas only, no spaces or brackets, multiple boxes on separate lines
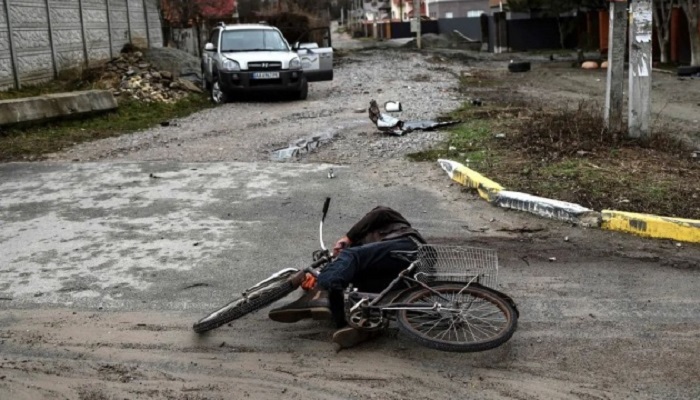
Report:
193,279,296,333
396,283,517,352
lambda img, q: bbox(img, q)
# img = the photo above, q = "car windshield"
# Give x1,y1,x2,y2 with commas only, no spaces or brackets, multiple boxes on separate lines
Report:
221,29,288,52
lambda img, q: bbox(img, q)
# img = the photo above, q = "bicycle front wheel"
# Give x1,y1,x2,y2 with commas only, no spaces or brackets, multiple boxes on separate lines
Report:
193,276,296,334
396,284,517,352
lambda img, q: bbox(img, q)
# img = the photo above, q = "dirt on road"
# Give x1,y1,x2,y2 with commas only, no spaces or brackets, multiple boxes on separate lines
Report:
2,234,699,400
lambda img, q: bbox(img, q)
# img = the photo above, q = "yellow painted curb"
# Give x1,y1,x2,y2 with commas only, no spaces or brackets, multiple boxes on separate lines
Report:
438,159,503,201
602,210,700,244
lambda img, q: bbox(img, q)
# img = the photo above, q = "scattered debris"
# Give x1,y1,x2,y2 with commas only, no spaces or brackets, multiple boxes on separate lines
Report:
271,132,337,161
549,257,557,262
565,236,570,242
183,283,210,290
367,100,460,136
99,49,202,103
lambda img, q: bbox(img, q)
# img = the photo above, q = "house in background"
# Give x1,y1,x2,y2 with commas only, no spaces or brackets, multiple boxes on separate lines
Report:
426,0,488,20
361,0,392,21
390,0,427,21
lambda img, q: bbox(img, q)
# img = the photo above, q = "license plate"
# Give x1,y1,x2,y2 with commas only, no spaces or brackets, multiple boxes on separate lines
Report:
252,72,280,79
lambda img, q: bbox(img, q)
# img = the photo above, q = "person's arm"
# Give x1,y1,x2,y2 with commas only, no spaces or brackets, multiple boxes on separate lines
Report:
345,206,409,243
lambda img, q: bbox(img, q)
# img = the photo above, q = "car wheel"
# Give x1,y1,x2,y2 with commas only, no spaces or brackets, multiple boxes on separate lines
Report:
508,62,531,73
210,78,229,104
296,77,308,101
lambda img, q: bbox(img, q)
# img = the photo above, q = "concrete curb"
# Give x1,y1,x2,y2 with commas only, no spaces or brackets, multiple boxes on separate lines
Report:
0,90,117,126
438,159,700,243
602,211,700,243
495,191,601,227
438,159,503,201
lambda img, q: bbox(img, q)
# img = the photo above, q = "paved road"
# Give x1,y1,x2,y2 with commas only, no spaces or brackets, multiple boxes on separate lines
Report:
0,161,474,310
1,161,699,399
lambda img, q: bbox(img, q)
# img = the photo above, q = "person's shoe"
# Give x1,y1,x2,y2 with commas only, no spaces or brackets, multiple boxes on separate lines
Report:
332,327,381,350
268,288,332,323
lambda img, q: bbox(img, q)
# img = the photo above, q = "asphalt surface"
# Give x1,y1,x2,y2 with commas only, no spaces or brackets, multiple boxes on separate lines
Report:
0,161,472,310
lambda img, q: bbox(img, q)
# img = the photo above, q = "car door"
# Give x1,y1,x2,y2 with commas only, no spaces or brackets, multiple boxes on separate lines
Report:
203,28,221,81
295,27,333,82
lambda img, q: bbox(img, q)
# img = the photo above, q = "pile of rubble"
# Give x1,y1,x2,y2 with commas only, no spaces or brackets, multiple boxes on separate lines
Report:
99,50,203,103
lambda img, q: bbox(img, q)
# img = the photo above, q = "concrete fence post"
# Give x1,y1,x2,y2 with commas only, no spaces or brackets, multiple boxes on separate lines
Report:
106,0,113,58
125,0,132,43
45,0,59,78
628,0,653,139
3,0,20,89
78,0,89,67
142,0,150,47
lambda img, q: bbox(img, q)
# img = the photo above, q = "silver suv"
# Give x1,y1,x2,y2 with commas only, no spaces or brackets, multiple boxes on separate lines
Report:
201,24,333,103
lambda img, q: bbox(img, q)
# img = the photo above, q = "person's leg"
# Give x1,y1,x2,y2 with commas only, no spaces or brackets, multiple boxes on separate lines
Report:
269,237,418,324
317,237,418,292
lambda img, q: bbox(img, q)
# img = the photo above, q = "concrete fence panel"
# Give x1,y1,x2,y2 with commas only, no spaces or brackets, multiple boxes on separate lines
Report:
109,0,130,56
0,0,162,90
11,0,53,86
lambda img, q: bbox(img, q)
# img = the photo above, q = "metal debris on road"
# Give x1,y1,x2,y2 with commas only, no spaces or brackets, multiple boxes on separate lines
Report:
271,132,337,161
368,100,460,136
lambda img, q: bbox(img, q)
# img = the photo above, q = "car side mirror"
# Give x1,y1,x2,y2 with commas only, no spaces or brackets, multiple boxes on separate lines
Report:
292,41,300,50
204,43,216,52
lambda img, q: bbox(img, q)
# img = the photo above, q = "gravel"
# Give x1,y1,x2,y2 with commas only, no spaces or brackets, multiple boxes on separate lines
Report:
48,49,467,165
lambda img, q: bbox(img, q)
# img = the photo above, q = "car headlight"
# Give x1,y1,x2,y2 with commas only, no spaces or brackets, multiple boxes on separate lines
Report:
289,57,301,70
221,59,240,72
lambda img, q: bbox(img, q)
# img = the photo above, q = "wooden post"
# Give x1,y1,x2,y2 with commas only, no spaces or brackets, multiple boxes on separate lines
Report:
604,1,627,132
671,7,680,63
628,0,653,139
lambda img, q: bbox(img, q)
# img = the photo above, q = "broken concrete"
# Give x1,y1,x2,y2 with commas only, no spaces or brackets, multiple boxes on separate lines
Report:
271,132,337,161
0,90,117,127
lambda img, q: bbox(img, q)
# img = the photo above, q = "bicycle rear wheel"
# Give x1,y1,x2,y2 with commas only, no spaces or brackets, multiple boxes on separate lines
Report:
396,283,517,352
193,274,296,333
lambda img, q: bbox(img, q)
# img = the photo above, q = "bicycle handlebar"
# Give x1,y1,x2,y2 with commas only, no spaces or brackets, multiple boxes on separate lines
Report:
321,197,331,222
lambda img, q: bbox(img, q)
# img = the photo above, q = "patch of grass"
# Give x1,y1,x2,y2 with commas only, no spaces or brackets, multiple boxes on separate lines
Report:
407,120,495,167
409,69,700,219
0,94,211,161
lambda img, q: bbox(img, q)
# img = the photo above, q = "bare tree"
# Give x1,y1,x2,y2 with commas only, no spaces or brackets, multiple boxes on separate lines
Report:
162,0,234,27
654,0,676,64
679,0,700,65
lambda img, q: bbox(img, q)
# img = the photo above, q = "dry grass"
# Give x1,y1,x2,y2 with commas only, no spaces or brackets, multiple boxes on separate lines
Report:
410,69,700,219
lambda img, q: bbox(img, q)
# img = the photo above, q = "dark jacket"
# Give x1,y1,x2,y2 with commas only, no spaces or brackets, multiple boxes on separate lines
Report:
346,206,425,246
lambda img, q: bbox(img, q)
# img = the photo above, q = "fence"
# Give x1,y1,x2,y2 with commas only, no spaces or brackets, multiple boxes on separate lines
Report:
0,0,163,90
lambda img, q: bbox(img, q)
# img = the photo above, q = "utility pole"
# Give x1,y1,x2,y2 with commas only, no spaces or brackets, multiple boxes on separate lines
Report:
413,0,421,49
628,0,653,139
604,0,628,132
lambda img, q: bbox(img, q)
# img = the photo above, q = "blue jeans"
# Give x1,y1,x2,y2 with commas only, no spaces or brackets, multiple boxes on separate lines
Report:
317,236,419,293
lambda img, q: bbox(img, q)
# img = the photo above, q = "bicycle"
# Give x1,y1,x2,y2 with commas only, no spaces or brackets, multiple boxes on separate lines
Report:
193,198,519,352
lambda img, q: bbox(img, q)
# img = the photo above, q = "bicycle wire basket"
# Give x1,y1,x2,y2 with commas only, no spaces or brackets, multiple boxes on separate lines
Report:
415,244,499,289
